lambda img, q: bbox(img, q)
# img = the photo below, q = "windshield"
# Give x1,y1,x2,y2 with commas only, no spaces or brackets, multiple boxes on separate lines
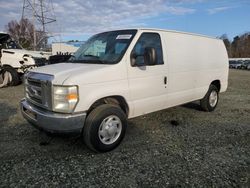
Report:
68,29,137,64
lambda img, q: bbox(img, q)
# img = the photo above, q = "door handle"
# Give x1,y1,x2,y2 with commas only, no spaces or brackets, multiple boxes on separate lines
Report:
164,76,167,85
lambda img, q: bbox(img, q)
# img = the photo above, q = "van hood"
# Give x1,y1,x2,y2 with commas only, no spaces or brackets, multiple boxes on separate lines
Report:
29,62,125,85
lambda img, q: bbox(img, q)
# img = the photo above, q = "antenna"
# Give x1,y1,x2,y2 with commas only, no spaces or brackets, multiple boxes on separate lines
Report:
22,0,56,50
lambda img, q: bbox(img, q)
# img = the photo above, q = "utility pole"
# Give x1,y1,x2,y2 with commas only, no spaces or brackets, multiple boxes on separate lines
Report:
22,0,56,50
33,0,36,50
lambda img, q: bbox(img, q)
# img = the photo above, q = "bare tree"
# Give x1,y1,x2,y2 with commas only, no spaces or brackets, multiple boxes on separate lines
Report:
5,18,46,50
220,32,250,58
238,33,250,58
231,33,250,58
220,34,232,58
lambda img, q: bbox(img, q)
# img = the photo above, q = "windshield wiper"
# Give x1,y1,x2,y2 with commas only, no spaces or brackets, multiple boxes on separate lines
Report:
89,59,106,64
84,54,100,58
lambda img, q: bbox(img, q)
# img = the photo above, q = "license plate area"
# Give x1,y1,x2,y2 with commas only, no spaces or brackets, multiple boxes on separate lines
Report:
23,106,37,121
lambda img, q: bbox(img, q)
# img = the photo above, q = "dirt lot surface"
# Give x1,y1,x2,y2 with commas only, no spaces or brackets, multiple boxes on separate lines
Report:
0,69,249,187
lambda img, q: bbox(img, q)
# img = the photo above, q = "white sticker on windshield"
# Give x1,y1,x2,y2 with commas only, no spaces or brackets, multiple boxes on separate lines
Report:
116,34,132,40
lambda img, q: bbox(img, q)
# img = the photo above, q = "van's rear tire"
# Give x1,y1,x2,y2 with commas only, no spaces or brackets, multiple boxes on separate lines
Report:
200,85,219,112
83,104,127,152
2,66,20,86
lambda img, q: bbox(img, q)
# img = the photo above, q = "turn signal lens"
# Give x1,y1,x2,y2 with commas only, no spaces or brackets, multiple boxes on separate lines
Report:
66,93,78,101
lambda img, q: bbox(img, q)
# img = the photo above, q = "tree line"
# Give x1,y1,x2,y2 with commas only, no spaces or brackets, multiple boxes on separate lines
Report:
220,33,250,58
5,19,47,50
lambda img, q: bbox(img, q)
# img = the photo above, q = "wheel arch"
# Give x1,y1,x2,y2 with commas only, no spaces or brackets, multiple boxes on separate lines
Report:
2,64,15,69
87,95,129,117
210,80,221,92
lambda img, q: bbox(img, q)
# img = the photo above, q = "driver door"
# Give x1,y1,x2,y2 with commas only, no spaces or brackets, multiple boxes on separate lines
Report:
127,32,168,117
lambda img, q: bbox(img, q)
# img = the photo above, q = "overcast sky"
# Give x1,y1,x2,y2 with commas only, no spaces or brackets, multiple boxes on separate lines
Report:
0,0,249,42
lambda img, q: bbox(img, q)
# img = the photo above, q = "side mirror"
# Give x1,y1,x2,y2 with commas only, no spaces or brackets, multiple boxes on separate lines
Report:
144,47,157,66
130,52,144,67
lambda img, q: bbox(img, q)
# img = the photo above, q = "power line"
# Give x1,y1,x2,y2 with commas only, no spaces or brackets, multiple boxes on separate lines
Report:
22,0,56,50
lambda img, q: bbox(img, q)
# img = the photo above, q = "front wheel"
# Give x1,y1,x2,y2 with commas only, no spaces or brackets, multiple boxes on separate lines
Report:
200,85,219,112
83,104,127,152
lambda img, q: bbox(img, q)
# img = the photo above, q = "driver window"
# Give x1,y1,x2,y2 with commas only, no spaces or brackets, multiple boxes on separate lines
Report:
131,33,163,66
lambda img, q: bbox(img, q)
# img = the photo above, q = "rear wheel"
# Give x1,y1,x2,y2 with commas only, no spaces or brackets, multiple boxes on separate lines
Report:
200,85,219,112
83,104,127,152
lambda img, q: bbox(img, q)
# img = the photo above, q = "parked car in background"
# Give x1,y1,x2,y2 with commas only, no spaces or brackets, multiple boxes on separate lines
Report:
240,60,250,69
247,64,250,70
229,60,242,69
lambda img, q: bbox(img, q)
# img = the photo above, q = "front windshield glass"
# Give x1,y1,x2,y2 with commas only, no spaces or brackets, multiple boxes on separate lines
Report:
69,29,137,64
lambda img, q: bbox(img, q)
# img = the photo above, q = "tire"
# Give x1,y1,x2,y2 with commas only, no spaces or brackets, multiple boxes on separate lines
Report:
2,66,20,86
83,104,127,152
200,85,219,112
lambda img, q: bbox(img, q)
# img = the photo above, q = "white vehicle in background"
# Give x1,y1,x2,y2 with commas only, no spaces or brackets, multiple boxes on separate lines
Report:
229,58,250,69
247,64,250,70
0,33,51,87
21,28,229,152
240,60,250,70
229,60,242,69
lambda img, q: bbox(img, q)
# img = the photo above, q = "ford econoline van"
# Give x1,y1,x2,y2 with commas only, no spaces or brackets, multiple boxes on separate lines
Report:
21,29,228,152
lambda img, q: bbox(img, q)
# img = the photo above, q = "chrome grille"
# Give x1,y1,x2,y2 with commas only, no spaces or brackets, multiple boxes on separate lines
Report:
25,72,54,110
26,78,43,105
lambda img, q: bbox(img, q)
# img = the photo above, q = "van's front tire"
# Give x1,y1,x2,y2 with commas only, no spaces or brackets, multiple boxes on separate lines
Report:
83,104,127,152
200,85,219,112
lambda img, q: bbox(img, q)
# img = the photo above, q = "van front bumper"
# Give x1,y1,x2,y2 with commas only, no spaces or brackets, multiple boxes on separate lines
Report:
20,99,86,134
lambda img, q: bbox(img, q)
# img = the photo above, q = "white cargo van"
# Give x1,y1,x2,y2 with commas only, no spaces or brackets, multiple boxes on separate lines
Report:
20,29,228,152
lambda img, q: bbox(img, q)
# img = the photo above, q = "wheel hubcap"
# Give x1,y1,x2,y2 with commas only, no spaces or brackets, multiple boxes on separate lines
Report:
209,90,218,107
98,115,122,145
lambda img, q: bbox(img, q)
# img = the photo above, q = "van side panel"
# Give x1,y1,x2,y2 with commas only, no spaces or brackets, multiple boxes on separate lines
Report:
162,31,228,108
72,29,228,118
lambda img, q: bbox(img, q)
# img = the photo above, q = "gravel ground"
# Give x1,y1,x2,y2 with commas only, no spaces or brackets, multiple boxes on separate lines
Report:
0,69,250,187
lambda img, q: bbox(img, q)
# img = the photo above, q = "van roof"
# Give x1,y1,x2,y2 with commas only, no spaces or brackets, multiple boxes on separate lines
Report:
104,28,220,41
138,28,220,40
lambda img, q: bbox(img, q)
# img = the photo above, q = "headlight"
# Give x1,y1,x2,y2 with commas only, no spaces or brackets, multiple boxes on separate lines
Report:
53,85,79,113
